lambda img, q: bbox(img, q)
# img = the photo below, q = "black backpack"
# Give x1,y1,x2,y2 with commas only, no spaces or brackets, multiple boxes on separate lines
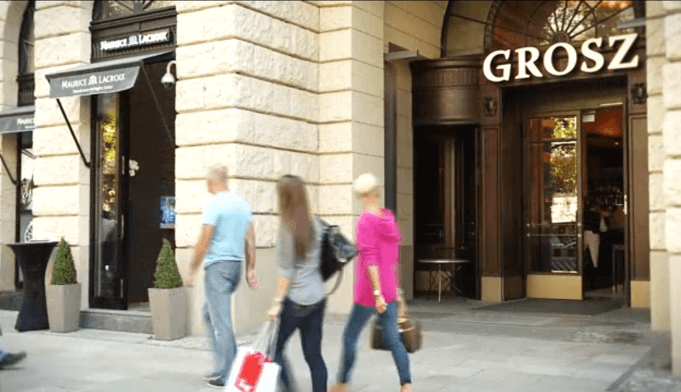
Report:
319,219,358,295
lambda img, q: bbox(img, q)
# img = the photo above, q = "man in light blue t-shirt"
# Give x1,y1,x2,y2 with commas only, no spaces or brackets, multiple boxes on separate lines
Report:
188,165,259,388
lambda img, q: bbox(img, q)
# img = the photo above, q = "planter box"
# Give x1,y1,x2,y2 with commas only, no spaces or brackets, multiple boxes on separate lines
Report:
148,287,187,341
46,283,81,333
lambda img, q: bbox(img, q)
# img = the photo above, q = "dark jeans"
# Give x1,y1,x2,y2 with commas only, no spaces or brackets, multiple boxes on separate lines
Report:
274,297,328,392
338,302,411,386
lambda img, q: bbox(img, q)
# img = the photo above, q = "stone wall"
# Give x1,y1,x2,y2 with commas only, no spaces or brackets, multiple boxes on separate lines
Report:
647,1,670,332
175,0,322,335
657,0,681,375
0,1,24,291
316,1,386,313
31,0,92,309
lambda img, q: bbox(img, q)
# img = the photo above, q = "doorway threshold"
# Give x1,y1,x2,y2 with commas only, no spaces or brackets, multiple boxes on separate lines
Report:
81,307,152,334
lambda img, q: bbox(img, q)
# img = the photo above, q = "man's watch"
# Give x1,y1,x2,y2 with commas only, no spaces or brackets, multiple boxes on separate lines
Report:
373,289,381,297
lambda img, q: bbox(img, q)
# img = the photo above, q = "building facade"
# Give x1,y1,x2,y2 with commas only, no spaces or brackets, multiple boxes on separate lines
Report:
0,0,680,373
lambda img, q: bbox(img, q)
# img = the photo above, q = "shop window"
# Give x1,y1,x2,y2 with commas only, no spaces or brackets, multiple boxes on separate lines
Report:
93,0,174,21
18,0,34,107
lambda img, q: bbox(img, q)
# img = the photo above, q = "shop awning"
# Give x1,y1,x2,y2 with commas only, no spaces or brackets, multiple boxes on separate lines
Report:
43,50,175,169
45,50,173,99
0,106,34,135
0,106,34,185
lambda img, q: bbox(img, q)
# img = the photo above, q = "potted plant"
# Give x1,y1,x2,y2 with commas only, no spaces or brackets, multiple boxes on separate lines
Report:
148,239,187,340
46,239,81,333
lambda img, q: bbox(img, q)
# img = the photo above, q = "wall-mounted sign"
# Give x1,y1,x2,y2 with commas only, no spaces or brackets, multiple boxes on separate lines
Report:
483,33,639,83
0,106,35,135
100,29,171,52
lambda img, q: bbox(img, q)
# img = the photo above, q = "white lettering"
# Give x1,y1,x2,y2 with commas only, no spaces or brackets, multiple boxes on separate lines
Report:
483,50,512,83
481,33,639,82
16,118,33,125
61,78,88,89
98,73,126,84
580,38,605,73
544,43,578,77
99,30,171,52
515,47,543,80
608,33,639,70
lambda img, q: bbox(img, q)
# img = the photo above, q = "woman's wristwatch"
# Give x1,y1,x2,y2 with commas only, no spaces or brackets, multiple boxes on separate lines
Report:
373,289,381,297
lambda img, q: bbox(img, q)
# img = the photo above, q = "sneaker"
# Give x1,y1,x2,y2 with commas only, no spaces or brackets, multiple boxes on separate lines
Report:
208,378,226,388
203,371,221,380
0,352,27,369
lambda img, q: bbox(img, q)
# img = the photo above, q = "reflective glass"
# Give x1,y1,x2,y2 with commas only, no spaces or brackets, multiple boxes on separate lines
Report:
94,93,122,299
527,116,579,273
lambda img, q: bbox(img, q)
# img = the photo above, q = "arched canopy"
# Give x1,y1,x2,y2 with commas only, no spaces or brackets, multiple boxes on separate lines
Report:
442,0,645,57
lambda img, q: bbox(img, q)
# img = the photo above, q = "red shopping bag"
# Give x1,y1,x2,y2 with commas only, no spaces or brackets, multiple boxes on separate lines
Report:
234,352,271,392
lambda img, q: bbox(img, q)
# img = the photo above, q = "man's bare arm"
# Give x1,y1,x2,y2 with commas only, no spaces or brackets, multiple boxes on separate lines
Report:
245,223,256,270
191,225,215,273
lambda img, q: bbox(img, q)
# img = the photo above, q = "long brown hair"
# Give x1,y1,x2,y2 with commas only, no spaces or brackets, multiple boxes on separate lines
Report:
277,175,314,259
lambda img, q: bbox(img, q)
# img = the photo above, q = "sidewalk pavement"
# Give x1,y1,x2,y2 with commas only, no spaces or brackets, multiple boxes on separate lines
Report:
0,298,679,392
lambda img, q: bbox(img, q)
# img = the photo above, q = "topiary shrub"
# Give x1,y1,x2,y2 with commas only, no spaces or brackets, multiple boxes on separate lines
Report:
153,239,183,289
51,239,77,285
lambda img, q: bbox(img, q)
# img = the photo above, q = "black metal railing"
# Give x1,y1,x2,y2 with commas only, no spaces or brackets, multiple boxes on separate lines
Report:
17,73,34,107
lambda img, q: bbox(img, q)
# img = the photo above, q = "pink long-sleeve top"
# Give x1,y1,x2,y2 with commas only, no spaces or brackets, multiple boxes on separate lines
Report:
354,209,402,307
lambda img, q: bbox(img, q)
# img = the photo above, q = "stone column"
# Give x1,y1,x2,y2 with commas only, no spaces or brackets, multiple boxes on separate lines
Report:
175,1,320,335
0,1,22,291
662,0,681,376
647,0,670,332
318,1,385,313
32,0,91,309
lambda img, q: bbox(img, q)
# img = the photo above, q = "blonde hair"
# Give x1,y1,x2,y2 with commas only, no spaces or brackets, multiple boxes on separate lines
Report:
353,173,380,195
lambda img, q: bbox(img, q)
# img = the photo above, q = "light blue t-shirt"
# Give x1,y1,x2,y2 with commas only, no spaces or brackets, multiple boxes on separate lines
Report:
202,191,253,267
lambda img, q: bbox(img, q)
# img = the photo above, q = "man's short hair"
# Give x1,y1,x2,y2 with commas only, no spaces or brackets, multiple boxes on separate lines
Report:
207,165,228,184
353,173,380,195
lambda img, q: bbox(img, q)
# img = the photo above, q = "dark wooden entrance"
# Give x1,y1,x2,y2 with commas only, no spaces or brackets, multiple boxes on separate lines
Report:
90,60,175,309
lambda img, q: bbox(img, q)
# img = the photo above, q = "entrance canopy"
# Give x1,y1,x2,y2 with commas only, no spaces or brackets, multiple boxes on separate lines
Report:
45,50,173,99
0,106,34,135
43,50,174,168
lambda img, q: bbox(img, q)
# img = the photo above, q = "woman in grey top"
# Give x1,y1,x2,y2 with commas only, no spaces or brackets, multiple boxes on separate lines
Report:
267,174,327,392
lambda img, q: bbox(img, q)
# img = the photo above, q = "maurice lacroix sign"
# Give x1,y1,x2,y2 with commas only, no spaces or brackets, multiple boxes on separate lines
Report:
47,66,140,99
0,108,34,135
99,29,171,52
483,33,639,83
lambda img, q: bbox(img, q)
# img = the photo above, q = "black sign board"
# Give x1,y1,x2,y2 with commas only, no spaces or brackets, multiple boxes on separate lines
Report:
45,51,172,99
0,106,35,134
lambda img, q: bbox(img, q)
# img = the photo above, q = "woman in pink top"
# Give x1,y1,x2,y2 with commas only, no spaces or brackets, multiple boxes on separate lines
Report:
330,173,412,392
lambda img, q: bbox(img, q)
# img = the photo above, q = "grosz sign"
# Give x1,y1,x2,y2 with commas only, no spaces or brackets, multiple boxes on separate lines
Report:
100,30,171,52
483,33,639,83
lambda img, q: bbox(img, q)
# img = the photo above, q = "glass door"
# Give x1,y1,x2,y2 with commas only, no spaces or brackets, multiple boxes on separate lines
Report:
525,115,583,283
91,92,128,310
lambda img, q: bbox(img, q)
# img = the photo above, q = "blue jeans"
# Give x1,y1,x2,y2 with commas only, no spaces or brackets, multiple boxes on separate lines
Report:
274,297,327,392
203,262,241,381
338,302,411,385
